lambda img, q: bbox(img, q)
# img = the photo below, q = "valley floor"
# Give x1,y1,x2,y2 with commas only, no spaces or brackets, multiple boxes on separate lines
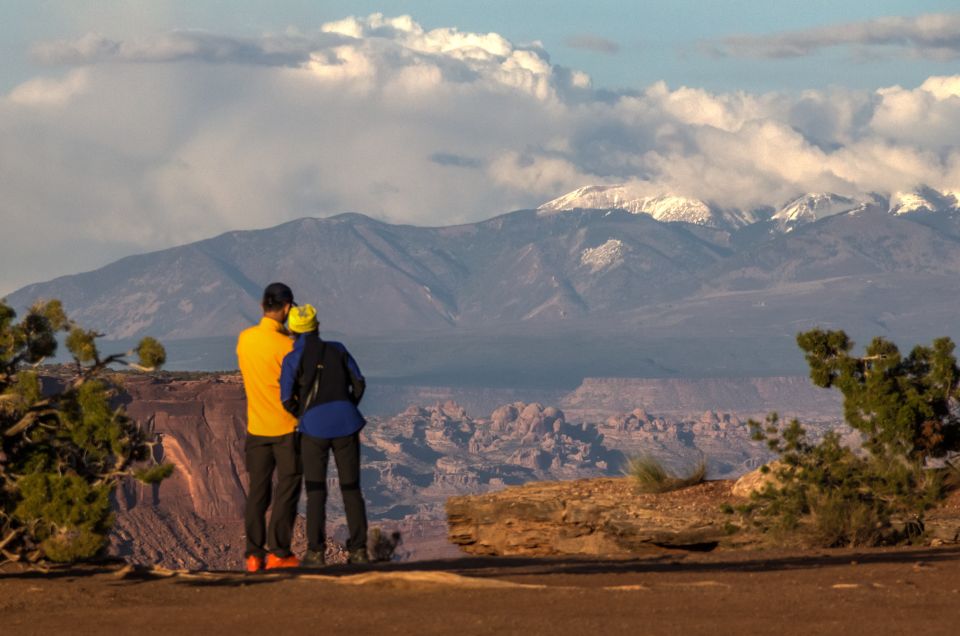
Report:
3,546,960,635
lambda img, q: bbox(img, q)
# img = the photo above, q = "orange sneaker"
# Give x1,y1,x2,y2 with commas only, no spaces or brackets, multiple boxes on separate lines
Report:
265,554,300,569
245,555,264,573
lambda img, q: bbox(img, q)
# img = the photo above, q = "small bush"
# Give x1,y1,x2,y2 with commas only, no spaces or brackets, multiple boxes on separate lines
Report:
808,492,884,548
627,455,706,493
368,527,402,562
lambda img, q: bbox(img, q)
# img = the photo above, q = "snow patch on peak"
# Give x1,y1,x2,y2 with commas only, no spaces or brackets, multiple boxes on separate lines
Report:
772,193,859,231
580,239,626,273
538,185,634,214
539,185,721,227
639,195,712,224
890,191,937,215
887,187,960,216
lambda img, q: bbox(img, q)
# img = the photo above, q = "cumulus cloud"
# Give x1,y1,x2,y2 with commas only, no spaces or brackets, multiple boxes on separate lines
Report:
706,12,960,60
563,34,620,54
1,13,959,293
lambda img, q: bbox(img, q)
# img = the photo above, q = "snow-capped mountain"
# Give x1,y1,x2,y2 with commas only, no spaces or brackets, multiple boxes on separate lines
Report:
541,185,960,233
771,193,863,232
889,188,960,216
537,185,757,229
11,197,960,381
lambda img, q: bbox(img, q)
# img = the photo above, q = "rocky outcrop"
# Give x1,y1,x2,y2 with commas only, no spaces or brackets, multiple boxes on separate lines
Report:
446,476,960,557
730,462,783,498
447,478,749,556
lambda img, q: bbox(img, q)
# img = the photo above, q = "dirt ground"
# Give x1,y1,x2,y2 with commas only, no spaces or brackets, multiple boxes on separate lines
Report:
3,546,960,635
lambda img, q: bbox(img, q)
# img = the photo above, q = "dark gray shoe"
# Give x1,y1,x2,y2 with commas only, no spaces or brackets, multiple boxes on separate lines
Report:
347,549,369,564
300,549,325,568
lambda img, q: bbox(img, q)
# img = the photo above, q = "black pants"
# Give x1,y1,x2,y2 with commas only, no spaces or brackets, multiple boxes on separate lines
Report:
302,432,368,553
244,432,302,558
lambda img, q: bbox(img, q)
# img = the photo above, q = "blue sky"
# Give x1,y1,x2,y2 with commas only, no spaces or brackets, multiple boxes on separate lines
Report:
2,2,960,294
3,0,958,93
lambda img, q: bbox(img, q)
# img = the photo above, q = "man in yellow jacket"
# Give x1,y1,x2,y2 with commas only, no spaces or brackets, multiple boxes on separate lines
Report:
236,282,301,572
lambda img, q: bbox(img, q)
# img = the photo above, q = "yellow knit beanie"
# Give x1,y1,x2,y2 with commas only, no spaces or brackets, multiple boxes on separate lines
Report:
287,303,318,333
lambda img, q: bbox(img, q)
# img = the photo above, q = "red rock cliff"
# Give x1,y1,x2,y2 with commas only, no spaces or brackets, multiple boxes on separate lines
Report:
111,374,255,569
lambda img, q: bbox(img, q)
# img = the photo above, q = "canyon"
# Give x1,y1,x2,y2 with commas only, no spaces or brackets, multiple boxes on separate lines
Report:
103,372,844,569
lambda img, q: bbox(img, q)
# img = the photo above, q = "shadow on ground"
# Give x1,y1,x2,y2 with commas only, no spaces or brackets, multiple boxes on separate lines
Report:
6,546,959,589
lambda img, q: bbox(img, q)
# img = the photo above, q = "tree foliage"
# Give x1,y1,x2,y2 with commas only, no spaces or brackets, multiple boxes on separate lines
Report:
0,299,172,563
743,330,960,547
797,329,960,459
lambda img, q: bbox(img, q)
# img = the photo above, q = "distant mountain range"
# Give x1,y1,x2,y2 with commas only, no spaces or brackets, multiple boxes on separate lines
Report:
8,186,960,383
539,184,960,232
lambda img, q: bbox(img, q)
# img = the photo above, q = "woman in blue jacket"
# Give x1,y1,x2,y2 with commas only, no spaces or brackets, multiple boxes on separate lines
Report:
280,304,368,566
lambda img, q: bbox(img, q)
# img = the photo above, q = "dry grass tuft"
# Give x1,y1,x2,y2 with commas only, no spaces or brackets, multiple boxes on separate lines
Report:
627,455,706,493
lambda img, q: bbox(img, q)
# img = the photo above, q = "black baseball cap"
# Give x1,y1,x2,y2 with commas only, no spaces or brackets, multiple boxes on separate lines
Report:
262,282,295,309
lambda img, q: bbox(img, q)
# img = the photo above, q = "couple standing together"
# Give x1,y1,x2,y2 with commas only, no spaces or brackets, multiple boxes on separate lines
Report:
236,282,369,572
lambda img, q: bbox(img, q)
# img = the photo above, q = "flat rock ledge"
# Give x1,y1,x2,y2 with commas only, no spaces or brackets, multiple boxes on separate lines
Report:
447,476,960,557
447,478,749,557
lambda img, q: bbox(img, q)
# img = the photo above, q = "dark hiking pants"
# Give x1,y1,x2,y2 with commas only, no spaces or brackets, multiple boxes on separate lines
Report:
244,432,302,558
302,432,368,553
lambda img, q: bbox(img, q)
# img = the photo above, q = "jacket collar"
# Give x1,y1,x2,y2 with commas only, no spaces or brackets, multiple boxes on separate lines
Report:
293,330,320,348
259,316,287,333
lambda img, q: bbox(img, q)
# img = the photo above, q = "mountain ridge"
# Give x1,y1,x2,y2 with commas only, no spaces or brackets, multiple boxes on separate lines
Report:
8,192,960,382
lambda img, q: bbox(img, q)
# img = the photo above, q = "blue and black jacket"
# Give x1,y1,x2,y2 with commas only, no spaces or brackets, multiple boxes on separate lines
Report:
280,332,366,439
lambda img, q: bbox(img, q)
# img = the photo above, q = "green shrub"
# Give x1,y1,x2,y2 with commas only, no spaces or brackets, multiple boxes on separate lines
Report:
0,299,172,563
743,330,958,547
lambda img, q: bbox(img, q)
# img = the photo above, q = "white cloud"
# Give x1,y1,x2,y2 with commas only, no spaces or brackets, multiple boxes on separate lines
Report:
869,76,960,147
706,13,960,60
1,14,959,293
489,152,599,198
8,69,89,105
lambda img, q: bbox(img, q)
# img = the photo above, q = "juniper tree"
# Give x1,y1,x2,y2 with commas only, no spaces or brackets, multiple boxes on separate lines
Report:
744,329,960,547
797,329,960,460
0,299,172,563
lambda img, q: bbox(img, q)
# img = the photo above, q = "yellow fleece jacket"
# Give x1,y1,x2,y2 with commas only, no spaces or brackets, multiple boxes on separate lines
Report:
236,317,298,437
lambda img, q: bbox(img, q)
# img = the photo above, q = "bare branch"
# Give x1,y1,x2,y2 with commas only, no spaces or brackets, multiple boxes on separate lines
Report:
125,362,158,373
0,528,22,552
4,412,37,437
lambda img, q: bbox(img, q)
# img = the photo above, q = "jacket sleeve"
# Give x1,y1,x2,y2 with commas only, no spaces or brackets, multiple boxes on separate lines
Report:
280,348,301,416
343,347,366,405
